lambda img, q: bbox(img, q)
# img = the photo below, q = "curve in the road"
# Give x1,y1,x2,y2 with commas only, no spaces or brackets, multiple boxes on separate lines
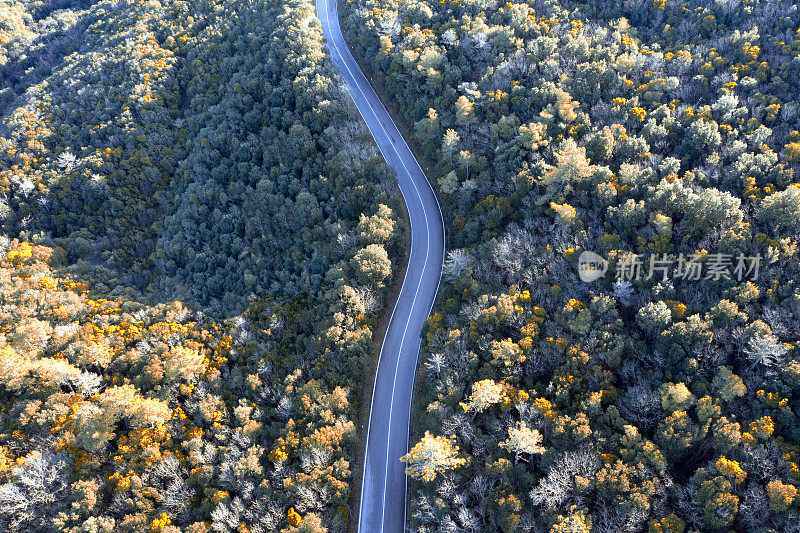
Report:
315,0,446,531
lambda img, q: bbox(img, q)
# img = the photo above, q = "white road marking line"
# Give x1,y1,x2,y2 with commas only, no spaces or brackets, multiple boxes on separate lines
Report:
317,1,446,531
323,18,430,533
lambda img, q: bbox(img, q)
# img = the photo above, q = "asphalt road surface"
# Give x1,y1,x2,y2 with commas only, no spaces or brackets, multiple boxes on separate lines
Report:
316,0,446,531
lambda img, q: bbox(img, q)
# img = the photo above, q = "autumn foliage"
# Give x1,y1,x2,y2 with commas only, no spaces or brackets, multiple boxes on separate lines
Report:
0,0,402,531
344,0,800,528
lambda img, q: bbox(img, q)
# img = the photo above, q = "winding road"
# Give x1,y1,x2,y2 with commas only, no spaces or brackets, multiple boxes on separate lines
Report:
315,0,446,531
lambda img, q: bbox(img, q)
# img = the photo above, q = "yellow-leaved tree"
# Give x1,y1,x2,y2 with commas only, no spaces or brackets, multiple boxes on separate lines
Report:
460,379,506,413
401,432,465,482
500,422,545,464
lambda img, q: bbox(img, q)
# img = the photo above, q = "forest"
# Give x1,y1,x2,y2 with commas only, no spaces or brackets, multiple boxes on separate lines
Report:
3,0,800,530
341,0,800,530
0,0,403,531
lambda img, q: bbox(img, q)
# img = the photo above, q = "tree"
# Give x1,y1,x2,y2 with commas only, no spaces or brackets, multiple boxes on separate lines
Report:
287,507,302,527
711,366,746,401
461,379,506,413
766,480,797,512
681,188,742,237
499,422,544,463
659,382,696,413
655,410,702,461
613,281,634,305
442,249,473,279
683,119,721,159
529,449,600,509
585,126,615,162
549,138,592,183
756,185,800,232
414,108,440,146
516,121,547,152
648,514,685,533
281,512,328,533
550,202,579,228
438,171,459,194
441,129,460,161
0,451,72,530
351,244,391,285
401,432,465,482
455,95,476,127
490,338,525,366
696,474,738,529
75,385,171,452
636,301,672,335
357,204,395,244
784,142,800,165
715,456,746,485
711,417,741,453
538,138,593,203
57,151,77,171
551,506,592,533
744,334,789,372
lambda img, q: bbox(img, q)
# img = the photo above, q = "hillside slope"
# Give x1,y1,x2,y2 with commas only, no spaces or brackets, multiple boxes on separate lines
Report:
0,0,404,531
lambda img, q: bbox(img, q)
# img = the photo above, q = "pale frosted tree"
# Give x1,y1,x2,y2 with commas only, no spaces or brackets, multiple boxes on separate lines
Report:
57,150,77,171
18,179,34,198
530,449,601,509
73,370,103,397
636,301,672,335
443,249,473,280
613,281,634,306
355,286,379,314
441,28,458,47
0,450,72,530
744,333,790,372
